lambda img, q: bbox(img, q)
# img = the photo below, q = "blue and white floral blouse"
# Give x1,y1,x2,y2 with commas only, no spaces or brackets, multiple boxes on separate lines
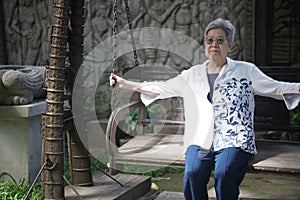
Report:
140,57,300,154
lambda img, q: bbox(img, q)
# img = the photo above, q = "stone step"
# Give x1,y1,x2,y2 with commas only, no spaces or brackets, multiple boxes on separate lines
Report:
65,172,151,200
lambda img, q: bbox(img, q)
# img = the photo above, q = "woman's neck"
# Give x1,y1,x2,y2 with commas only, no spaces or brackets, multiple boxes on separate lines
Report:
207,59,227,74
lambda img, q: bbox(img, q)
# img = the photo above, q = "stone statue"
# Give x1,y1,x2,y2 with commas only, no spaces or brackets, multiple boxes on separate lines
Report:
0,65,46,105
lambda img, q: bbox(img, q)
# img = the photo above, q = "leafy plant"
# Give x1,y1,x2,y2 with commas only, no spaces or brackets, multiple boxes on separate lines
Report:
121,165,184,178
290,110,300,126
279,110,300,141
90,154,109,172
264,110,300,141
122,108,139,133
0,172,41,200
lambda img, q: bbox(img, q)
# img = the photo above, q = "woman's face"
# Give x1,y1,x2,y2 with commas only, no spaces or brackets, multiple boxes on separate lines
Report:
204,28,232,62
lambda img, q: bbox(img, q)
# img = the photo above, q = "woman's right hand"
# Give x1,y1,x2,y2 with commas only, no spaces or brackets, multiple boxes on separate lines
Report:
110,73,124,87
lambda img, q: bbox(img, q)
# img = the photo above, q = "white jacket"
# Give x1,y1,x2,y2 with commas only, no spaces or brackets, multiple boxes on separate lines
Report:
140,57,300,154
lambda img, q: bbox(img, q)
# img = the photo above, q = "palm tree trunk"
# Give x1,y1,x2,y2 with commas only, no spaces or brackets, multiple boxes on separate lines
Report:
67,0,93,186
41,0,70,199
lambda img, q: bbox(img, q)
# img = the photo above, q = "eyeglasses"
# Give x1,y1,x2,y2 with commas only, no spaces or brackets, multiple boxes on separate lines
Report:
205,37,226,45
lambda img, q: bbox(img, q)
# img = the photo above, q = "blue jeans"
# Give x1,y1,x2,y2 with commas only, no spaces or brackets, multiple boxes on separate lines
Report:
183,145,253,200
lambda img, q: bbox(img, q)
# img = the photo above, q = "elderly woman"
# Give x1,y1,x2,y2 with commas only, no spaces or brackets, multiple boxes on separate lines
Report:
110,18,300,200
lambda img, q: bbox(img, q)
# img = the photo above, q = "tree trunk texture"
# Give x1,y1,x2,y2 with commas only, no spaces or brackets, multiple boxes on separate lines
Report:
67,0,93,186
41,0,70,199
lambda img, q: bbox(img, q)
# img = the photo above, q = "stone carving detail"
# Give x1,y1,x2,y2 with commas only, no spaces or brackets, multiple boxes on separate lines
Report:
272,0,300,65
0,66,45,105
1,0,49,66
83,0,255,72
0,0,6,64
0,0,258,67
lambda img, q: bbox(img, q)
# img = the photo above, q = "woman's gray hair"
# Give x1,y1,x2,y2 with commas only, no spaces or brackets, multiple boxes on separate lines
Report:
204,18,236,43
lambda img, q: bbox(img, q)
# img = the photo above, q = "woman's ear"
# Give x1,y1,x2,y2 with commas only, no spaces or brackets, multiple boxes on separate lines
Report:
228,42,234,48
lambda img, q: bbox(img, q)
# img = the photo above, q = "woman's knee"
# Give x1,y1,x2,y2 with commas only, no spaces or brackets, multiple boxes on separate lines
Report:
184,159,213,185
184,145,214,180
214,148,252,183
184,162,202,177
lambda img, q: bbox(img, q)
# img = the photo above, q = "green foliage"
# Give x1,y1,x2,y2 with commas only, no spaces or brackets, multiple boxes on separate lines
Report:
90,154,109,172
64,155,71,183
122,103,169,134
281,110,300,141
123,108,139,132
265,110,300,141
0,173,41,200
146,167,184,178
289,110,300,126
279,131,300,141
121,165,184,178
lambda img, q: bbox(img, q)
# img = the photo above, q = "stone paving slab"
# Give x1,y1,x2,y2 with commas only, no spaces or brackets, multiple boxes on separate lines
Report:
148,171,300,200
208,171,300,200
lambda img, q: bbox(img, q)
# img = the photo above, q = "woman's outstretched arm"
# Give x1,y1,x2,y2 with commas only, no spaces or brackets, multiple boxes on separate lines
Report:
109,73,159,96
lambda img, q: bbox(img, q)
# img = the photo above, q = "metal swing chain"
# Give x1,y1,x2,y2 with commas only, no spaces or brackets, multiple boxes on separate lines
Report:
112,0,118,73
112,0,139,74
124,0,139,67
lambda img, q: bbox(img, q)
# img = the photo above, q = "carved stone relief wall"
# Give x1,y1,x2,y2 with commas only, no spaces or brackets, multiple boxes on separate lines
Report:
271,0,300,65
0,0,255,67
1,1,299,67
84,0,255,65
0,0,6,64
1,0,49,66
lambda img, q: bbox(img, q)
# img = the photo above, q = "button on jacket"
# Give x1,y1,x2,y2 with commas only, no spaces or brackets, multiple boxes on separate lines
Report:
140,57,300,154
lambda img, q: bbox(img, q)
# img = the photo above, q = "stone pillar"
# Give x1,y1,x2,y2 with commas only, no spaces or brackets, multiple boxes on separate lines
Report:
0,101,45,184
